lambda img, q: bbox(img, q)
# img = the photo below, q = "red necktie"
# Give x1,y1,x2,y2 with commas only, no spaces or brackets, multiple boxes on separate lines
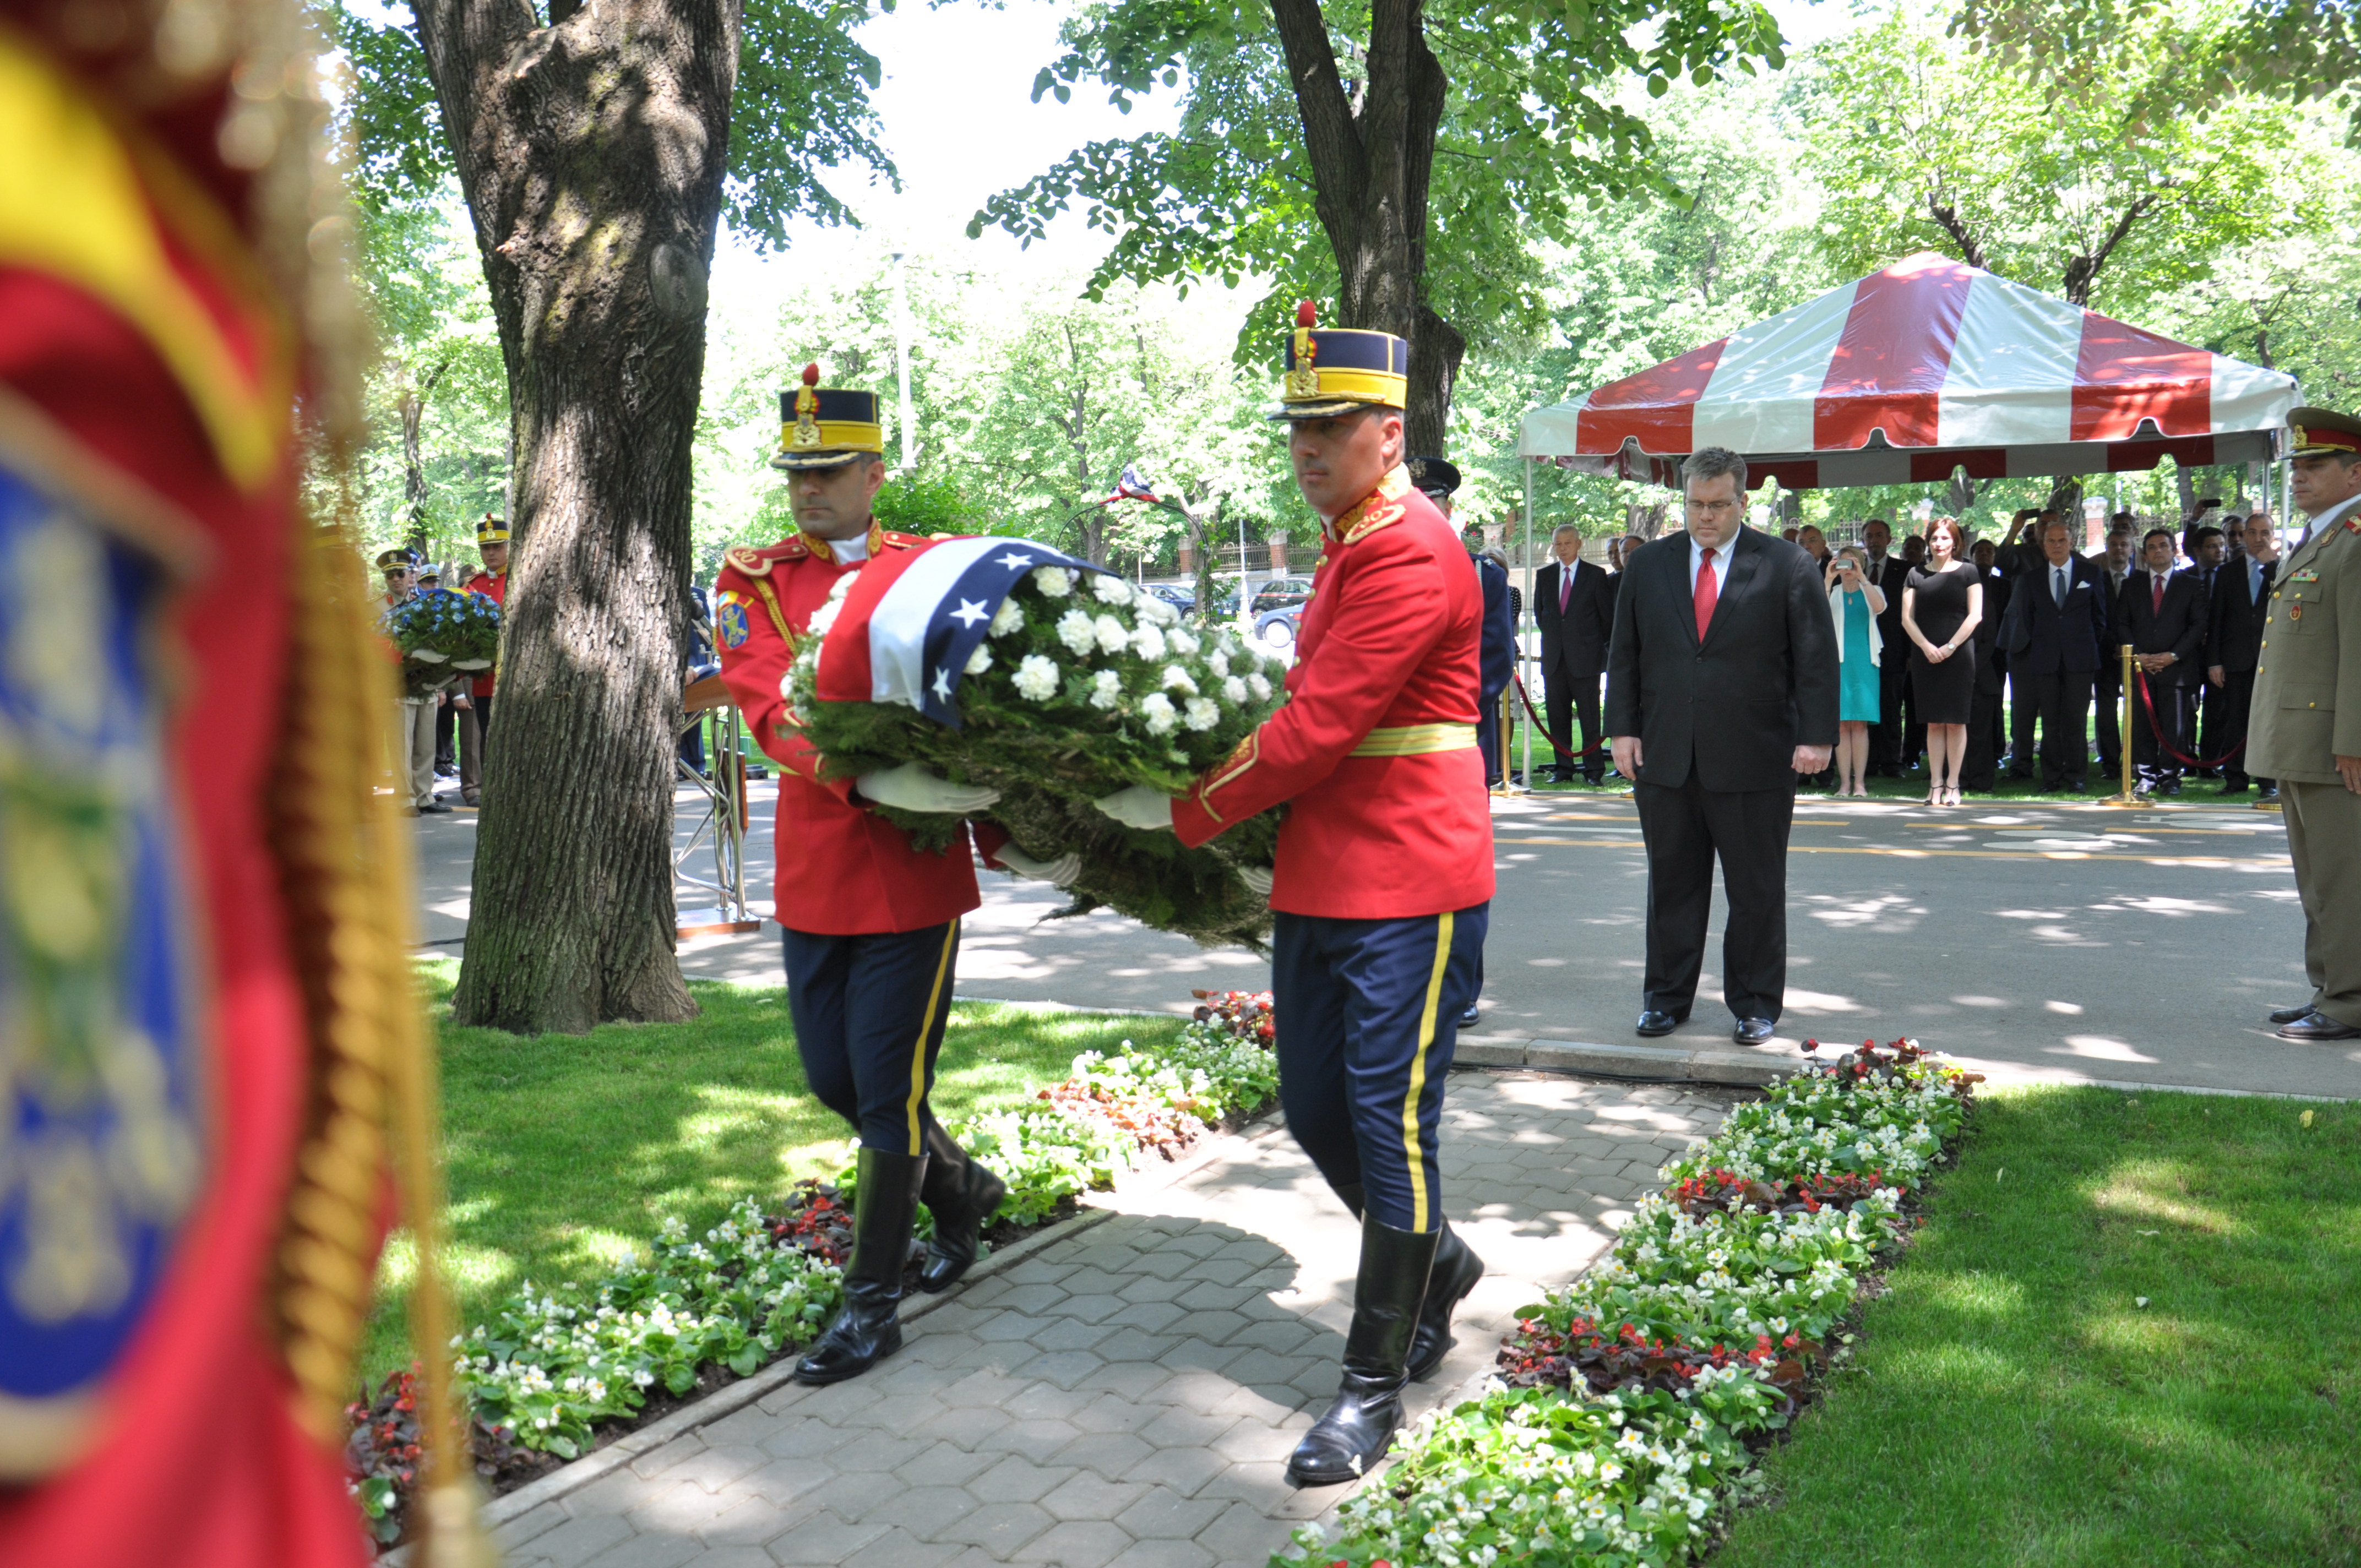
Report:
1559,567,1571,613
1694,547,1719,641
2152,575,2164,616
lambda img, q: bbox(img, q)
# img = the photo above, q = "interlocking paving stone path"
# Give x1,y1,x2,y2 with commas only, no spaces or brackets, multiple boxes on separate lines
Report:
489,1070,1736,1568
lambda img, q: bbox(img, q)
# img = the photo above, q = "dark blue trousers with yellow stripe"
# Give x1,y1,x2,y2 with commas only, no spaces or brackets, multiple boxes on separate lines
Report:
782,919,960,1156
1272,905,1489,1234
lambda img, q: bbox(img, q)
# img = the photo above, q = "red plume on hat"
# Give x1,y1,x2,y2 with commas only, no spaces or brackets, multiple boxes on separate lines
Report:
1296,300,1317,328
795,362,820,418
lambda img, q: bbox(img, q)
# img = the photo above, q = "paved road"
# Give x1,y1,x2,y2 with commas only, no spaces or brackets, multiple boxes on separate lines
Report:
413,782,2357,1099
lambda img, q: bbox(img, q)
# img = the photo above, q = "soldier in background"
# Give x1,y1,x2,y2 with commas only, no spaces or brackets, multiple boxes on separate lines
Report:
459,515,508,807
2248,410,2361,1041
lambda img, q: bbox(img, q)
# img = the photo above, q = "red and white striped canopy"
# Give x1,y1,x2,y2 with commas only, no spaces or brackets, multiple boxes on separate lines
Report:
1520,252,2298,490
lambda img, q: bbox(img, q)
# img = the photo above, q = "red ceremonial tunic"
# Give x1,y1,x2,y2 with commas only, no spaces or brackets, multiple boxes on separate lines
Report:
1172,466,1494,918
0,39,367,1568
463,568,507,695
715,526,1005,935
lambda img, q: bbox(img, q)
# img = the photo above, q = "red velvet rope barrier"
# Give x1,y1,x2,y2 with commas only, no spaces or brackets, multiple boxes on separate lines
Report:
1511,672,1609,763
2131,663,2246,770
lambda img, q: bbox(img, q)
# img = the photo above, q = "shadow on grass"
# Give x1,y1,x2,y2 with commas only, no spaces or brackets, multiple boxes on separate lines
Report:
362,965,1187,1384
1712,1086,2361,1567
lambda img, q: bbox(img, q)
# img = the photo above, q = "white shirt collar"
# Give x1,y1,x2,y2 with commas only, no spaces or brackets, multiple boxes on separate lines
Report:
1689,532,1733,592
2308,492,2361,536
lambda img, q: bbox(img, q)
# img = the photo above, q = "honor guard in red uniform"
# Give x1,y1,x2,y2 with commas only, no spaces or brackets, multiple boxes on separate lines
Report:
1095,303,1493,1486
715,366,1070,1385
458,515,508,806
0,10,469,1565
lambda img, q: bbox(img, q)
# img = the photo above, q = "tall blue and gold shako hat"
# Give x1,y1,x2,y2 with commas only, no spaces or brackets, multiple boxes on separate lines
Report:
773,362,885,470
1271,300,1408,420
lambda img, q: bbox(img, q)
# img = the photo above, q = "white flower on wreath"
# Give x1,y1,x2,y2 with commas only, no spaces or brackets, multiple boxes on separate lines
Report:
1091,574,1133,605
989,598,1025,636
1129,622,1167,661
1247,672,1272,701
804,599,842,638
826,573,856,603
1057,607,1098,655
1135,592,1179,626
1031,565,1074,597
1089,669,1123,710
964,644,993,675
1013,654,1061,701
1160,665,1197,696
1207,649,1230,678
1222,675,1248,705
1094,614,1130,655
1167,625,1200,655
1184,696,1220,731
1141,692,1178,734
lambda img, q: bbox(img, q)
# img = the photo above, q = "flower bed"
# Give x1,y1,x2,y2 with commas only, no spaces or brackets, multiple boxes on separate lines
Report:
1278,1038,1978,1568
351,990,1280,1548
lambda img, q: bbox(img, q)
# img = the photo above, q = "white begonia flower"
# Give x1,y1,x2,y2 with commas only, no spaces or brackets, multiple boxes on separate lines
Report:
1161,665,1197,695
1248,672,1272,701
1167,626,1200,655
1013,654,1061,701
1208,649,1230,678
1129,622,1167,660
1095,614,1130,655
1091,574,1133,604
1222,676,1249,705
964,643,993,676
1031,564,1074,597
1090,669,1123,709
1057,607,1098,654
989,598,1025,636
1141,692,1178,734
1184,697,1220,730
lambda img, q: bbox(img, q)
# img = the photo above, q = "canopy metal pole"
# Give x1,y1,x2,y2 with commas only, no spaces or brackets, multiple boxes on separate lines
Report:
1520,456,1534,790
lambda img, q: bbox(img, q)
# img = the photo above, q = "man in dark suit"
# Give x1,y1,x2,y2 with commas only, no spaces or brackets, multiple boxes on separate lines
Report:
1998,518,2110,790
2205,510,2279,797
2090,525,2136,781
1962,541,2011,792
2186,524,2229,774
1860,518,1913,775
2114,527,2210,794
1606,448,1838,1048
1533,523,1615,783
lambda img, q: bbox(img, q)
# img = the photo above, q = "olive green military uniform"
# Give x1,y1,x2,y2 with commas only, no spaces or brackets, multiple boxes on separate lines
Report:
2246,420,2361,1029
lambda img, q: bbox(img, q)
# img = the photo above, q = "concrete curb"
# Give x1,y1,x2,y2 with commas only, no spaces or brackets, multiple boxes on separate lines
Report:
1455,1036,1797,1087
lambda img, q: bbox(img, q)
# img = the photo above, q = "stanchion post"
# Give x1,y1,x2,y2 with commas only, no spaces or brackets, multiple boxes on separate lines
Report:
2106,643,2140,806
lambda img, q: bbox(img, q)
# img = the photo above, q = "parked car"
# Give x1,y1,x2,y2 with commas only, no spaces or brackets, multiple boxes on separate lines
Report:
1143,583,1196,616
1251,576,1315,650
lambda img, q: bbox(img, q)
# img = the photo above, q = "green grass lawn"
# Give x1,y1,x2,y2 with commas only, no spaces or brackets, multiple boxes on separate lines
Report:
1713,1086,2361,1567
362,963,1187,1385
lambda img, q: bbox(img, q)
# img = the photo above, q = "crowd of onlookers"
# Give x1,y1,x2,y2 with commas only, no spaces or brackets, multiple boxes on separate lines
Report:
1526,499,2286,801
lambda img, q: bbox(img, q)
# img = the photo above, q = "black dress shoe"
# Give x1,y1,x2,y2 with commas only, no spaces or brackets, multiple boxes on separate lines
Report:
1457,1000,1482,1028
2219,781,2249,795
417,799,452,814
2280,1012,2361,1042
2257,785,2281,804
1635,1011,1678,1038
2268,1004,2319,1026
1733,1017,1776,1047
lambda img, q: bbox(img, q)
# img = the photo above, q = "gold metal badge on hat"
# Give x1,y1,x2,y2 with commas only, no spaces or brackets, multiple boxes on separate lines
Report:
791,386,822,449
2293,423,2308,449
1286,326,1320,400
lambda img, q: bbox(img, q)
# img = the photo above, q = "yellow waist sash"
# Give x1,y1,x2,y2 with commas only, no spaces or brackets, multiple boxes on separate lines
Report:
1348,722,1478,758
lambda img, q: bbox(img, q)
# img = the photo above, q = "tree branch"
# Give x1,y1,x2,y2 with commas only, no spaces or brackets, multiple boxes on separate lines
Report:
1266,0,1364,258
1923,191,1990,273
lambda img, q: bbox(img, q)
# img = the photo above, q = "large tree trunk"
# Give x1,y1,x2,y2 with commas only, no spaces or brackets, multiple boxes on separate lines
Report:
412,0,733,1032
1269,0,1461,455
398,357,450,557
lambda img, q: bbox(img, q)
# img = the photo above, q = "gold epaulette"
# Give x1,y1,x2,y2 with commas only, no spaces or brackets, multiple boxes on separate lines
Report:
882,530,928,551
722,540,807,578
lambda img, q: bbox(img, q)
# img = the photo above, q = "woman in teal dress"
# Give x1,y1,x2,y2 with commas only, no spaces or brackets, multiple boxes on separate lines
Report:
1827,545,1886,797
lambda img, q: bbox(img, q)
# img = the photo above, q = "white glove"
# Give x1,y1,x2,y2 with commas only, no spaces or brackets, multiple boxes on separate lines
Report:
1094,784,1176,832
854,763,1000,815
997,847,1082,887
1238,865,1274,899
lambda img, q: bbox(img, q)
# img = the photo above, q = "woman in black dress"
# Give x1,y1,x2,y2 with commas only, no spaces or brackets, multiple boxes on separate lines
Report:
1902,515,1984,807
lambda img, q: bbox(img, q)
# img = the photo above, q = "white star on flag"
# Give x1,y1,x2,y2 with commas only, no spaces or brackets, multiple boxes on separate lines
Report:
932,665,956,703
995,552,1037,571
950,597,989,627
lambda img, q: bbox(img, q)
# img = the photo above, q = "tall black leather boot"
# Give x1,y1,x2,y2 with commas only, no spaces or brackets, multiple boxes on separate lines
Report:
1287,1216,1439,1488
916,1118,1007,1293
794,1147,927,1385
1324,1180,1480,1383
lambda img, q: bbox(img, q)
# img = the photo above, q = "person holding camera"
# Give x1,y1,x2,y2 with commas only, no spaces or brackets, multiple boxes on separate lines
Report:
1826,545,1886,797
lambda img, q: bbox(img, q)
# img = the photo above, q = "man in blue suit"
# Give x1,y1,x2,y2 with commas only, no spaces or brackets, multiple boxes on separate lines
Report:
2000,516,2110,791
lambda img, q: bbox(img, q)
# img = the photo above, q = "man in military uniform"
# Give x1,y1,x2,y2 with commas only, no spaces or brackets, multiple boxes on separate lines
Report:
459,516,509,807
714,366,1077,1384
2247,409,2361,1042
1096,304,1492,1487
376,549,448,815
